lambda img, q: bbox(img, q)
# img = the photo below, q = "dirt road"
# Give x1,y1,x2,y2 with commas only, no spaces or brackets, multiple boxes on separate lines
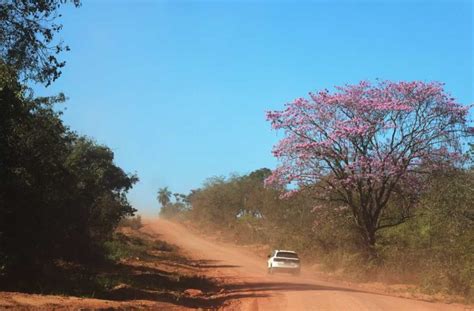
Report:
146,218,466,311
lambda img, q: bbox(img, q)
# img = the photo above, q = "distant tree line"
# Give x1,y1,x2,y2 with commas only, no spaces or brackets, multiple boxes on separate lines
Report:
0,0,138,283
157,187,190,218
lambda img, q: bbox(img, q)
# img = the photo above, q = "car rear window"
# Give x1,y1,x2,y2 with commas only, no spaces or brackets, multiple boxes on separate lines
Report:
276,252,298,259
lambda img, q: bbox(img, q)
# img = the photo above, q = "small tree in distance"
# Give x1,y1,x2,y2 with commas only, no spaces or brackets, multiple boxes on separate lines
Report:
266,80,472,258
157,187,172,209
157,188,189,218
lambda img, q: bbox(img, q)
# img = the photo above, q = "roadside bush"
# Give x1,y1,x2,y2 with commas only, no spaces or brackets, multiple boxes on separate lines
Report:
377,169,474,299
0,1,139,291
104,231,176,262
119,215,143,230
103,232,147,261
0,67,138,280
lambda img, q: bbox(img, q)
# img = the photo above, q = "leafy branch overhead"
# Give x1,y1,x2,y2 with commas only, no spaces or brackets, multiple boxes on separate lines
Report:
0,0,81,85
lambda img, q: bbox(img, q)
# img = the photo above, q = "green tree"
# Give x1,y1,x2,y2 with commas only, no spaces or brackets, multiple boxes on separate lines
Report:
0,0,81,85
0,0,140,290
157,187,172,208
63,138,138,258
0,66,137,277
380,169,474,297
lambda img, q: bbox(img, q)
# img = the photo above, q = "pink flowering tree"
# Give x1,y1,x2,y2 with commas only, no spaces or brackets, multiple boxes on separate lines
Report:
266,81,472,256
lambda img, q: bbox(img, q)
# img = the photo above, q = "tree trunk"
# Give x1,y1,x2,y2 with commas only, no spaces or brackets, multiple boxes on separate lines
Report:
365,229,378,261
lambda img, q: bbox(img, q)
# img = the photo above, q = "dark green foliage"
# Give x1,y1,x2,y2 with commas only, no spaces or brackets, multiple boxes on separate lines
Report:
0,0,139,287
63,137,137,252
379,169,474,299
0,66,137,279
104,232,148,262
0,0,81,85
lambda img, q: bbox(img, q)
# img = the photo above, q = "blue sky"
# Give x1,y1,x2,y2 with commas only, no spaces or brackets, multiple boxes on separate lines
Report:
36,0,473,215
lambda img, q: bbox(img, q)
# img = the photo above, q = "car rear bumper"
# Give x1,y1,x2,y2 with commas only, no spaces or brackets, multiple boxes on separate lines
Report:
271,266,300,273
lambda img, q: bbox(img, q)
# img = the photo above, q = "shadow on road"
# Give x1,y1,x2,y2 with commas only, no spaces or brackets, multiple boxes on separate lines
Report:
225,281,369,295
0,226,381,310
101,258,379,309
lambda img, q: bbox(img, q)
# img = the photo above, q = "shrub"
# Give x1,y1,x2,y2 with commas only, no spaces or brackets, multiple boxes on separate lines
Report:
119,215,143,230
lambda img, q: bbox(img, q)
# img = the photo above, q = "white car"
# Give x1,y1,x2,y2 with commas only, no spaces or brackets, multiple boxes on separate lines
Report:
267,250,301,275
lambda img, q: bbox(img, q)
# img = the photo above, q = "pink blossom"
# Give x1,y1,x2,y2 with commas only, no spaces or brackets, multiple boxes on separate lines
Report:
266,80,471,195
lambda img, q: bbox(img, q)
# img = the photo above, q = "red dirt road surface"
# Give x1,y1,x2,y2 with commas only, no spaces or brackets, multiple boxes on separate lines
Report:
146,218,467,311
0,218,469,310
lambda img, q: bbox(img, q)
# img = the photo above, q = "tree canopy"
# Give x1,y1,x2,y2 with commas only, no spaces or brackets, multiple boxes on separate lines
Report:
0,0,80,85
0,63,137,277
266,81,472,254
